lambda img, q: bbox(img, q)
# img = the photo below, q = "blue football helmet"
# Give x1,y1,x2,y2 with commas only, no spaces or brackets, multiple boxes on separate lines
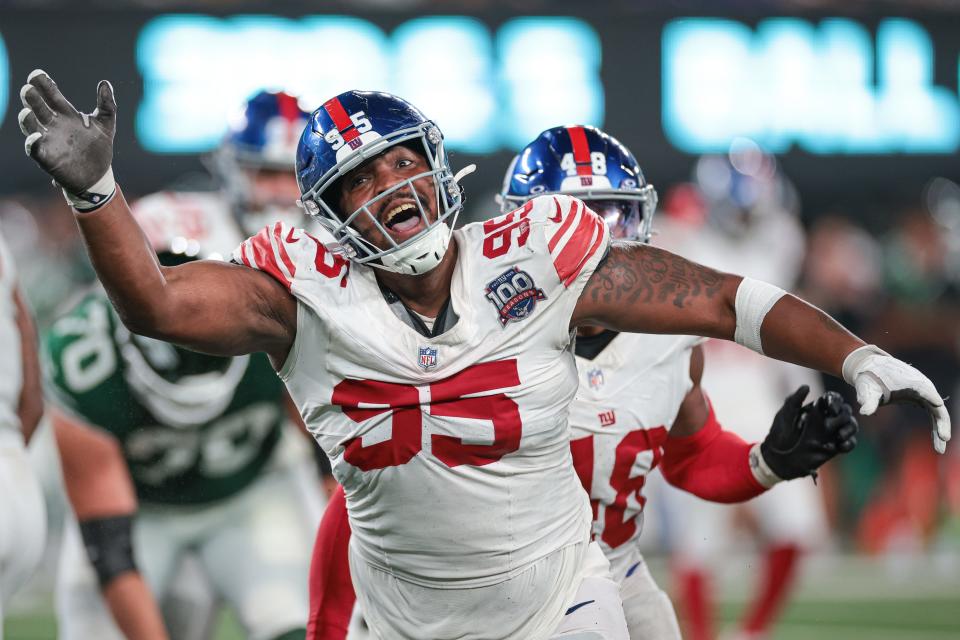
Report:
214,90,310,234
499,125,657,242
693,139,800,238
296,90,471,275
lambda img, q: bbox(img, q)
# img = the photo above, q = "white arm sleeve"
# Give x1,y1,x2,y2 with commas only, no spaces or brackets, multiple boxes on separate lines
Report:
733,277,787,355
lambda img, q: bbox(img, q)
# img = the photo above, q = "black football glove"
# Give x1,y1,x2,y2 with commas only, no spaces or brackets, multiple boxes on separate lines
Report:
18,70,116,209
759,385,859,482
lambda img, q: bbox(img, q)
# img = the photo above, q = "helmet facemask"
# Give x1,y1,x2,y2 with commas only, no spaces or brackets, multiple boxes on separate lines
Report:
299,122,468,276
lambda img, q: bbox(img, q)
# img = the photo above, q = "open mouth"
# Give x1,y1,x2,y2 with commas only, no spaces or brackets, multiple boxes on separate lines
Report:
382,201,422,234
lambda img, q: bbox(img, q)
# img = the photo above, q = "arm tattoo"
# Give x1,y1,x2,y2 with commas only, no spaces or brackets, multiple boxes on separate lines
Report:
584,242,724,308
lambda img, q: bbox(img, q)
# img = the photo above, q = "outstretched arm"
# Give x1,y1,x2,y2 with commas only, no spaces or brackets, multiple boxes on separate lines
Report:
660,346,858,502
572,242,862,375
17,71,295,364
573,241,950,452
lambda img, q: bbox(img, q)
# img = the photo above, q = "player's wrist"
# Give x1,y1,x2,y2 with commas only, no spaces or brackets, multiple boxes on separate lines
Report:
841,343,887,385
751,442,784,488
64,166,116,213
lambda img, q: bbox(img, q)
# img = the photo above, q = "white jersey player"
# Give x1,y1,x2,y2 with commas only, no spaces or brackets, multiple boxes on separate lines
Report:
18,77,951,640
0,226,46,638
302,125,861,640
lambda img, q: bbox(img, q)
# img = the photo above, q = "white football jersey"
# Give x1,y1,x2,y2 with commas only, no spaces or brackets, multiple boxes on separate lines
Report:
131,191,245,260
0,229,22,433
234,195,610,588
569,332,700,579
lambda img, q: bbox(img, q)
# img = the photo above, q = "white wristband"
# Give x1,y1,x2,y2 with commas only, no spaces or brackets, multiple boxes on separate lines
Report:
841,344,889,385
64,167,116,212
748,443,783,489
734,277,787,355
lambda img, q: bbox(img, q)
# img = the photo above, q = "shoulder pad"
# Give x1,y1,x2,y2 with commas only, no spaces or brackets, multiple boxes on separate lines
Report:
232,221,350,292
530,194,609,288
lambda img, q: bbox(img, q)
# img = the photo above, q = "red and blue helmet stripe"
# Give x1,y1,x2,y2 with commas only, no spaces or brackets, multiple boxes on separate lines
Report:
500,125,658,242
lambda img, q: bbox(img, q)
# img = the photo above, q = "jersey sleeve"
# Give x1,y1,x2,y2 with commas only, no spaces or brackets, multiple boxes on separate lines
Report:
535,194,610,291
232,221,350,294
475,195,609,347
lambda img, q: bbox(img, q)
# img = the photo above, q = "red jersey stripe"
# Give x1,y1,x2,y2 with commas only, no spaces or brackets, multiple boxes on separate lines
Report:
239,241,254,268
554,206,604,286
273,222,298,282
248,227,292,290
567,126,593,176
562,215,606,287
547,197,580,253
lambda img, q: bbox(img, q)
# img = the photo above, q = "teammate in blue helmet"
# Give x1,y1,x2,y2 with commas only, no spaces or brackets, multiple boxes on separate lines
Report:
499,125,657,242
214,90,310,235
20,73,951,640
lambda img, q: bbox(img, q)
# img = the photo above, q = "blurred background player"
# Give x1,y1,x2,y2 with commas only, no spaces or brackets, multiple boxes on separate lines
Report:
45,90,325,640
0,225,46,639
209,89,310,236
650,143,828,640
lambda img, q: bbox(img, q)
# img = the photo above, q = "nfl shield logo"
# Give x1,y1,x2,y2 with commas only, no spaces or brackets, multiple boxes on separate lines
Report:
587,368,604,390
418,346,438,370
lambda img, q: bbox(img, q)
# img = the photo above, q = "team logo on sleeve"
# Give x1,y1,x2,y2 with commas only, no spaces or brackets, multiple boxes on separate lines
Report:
418,346,439,370
485,267,547,327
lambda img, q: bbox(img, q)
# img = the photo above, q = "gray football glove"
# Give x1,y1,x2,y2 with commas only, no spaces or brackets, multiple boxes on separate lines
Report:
18,69,117,210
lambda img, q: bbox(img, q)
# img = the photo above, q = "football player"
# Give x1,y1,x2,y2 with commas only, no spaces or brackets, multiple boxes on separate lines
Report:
43,90,323,640
210,89,312,236
652,151,829,640
19,74,950,640
302,125,860,640
0,227,46,638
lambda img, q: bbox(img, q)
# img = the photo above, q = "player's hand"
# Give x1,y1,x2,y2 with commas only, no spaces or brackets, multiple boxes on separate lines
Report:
759,386,859,482
18,69,117,209
842,344,951,454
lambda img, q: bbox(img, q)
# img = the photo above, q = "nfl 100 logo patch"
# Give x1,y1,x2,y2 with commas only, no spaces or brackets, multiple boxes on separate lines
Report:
485,267,547,327
418,346,438,370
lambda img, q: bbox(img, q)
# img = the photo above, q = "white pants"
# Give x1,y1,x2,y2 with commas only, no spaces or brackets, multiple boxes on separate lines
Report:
56,463,319,640
349,541,628,640
0,432,46,640
620,557,682,640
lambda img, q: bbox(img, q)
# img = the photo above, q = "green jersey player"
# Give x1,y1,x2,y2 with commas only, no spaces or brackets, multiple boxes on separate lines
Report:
46,90,322,640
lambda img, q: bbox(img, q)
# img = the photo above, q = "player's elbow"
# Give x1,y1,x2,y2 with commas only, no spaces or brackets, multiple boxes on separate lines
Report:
113,304,170,340
17,390,44,444
706,274,741,340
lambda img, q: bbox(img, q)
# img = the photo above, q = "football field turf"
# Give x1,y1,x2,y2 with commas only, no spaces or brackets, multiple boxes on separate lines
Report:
6,595,958,639
6,553,958,639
